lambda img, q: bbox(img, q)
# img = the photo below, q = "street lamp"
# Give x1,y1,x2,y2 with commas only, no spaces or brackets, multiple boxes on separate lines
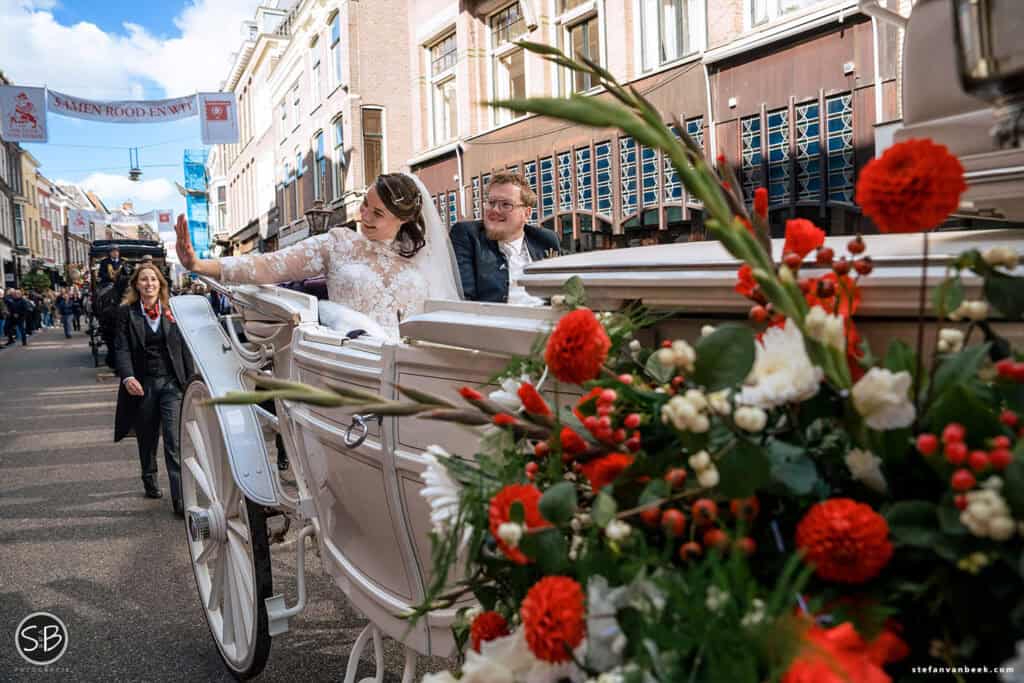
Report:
304,199,333,236
952,0,1024,147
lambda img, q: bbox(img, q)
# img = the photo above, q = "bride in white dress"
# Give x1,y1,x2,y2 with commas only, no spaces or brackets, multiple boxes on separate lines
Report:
174,173,461,339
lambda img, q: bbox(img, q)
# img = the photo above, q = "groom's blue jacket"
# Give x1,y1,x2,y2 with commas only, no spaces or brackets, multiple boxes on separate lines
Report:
450,220,561,303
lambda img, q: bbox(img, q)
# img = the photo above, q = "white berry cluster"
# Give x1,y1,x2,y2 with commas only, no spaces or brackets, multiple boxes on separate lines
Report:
662,389,711,433
805,305,846,352
655,339,696,373
734,405,768,432
983,246,1020,270
705,585,729,614
605,519,632,542
948,299,989,322
740,598,766,628
708,388,732,416
960,479,1017,541
688,449,720,489
937,328,965,354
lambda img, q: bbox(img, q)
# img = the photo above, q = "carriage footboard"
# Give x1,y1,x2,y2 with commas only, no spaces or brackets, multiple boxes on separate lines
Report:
170,295,280,507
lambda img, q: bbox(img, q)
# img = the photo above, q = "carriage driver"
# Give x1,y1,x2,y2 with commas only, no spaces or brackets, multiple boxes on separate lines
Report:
97,247,125,288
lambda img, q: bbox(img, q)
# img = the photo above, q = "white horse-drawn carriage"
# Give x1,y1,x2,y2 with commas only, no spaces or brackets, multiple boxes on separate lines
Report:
167,1,1024,678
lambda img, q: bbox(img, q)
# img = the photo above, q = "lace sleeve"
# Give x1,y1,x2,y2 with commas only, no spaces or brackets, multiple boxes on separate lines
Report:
219,231,342,285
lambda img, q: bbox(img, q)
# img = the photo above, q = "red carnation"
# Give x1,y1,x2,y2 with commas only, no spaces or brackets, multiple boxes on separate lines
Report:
735,263,757,299
783,621,907,683
560,426,587,454
518,383,552,417
754,187,769,219
784,219,826,260
493,413,518,426
580,453,634,492
459,386,483,401
488,484,550,564
855,138,966,233
796,499,892,583
544,308,611,385
470,611,510,652
520,576,586,663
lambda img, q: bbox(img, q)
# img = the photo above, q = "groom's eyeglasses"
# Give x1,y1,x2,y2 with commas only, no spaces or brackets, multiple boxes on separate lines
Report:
484,198,526,212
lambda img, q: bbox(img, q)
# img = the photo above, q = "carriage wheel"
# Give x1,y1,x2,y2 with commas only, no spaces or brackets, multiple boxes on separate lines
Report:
180,378,273,679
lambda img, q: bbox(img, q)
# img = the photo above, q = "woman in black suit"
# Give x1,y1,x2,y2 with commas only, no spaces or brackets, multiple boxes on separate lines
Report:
114,263,194,516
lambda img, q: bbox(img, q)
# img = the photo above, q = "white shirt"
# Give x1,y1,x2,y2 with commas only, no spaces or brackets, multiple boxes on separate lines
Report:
499,235,543,306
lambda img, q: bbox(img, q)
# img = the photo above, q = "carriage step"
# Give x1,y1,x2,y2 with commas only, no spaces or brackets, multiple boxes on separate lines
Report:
264,523,316,637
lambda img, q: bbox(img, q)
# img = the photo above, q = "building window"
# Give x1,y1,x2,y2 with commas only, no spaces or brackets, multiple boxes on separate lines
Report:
291,81,301,126
361,107,384,184
749,0,825,28
313,131,326,201
795,101,821,202
311,40,322,106
595,141,613,216
619,136,638,218
640,0,689,71
562,7,600,94
664,125,683,203
640,144,659,207
685,117,704,206
471,176,482,219
523,160,537,222
575,147,593,211
826,93,854,203
740,114,763,205
539,156,555,219
430,32,458,145
766,108,791,205
557,151,573,212
329,12,343,89
332,117,346,199
447,190,457,226
490,3,528,126
278,100,287,141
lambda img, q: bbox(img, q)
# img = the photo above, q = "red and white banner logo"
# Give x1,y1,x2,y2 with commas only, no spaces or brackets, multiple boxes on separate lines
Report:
0,86,47,142
205,101,229,121
198,92,239,145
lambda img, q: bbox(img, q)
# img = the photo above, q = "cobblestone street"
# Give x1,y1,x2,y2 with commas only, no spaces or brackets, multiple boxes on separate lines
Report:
0,328,446,681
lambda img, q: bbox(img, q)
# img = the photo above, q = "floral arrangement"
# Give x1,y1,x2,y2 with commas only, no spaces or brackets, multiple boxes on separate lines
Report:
214,44,1024,683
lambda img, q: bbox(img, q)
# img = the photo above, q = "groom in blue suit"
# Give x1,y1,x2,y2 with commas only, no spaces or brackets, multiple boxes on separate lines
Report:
450,172,560,304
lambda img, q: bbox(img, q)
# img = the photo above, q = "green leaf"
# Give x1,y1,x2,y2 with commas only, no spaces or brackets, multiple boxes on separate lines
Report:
520,528,570,574
644,352,674,385
1003,445,1024,518
592,491,618,527
937,504,967,536
765,440,819,495
885,501,942,548
984,271,1024,320
931,276,964,317
924,383,1002,437
931,343,990,398
883,340,917,377
693,324,756,391
715,439,772,498
563,275,587,307
539,481,577,525
509,500,525,525
638,479,669,507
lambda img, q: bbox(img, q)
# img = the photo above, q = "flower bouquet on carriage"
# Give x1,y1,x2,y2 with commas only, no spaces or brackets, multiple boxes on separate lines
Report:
218,45,1024,683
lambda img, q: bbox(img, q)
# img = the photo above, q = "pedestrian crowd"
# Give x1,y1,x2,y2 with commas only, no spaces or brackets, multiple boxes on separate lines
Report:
2,284,86,346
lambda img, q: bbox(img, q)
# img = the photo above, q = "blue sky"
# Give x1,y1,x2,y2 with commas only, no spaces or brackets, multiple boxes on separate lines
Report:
3,0,263,246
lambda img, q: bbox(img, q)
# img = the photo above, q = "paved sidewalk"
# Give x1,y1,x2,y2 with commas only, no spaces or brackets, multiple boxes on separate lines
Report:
0,328,448,681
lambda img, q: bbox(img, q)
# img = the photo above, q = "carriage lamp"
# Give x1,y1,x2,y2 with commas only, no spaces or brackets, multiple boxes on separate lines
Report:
952,0,1024,146
304,200,333,236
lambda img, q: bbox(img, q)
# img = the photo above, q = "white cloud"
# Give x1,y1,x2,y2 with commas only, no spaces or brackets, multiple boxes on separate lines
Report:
1,0,262,98
58,172,179,209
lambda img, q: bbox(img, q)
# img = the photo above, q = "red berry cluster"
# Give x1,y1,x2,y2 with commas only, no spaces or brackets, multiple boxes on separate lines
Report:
995,359,1024,383
915,422,1014,498
640,497,759,563
810,235,874,277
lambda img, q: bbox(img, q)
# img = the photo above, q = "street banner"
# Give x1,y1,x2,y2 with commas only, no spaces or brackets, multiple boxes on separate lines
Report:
47,90,197,123
68,209,104,237
0,86,48,142
198,92,239,144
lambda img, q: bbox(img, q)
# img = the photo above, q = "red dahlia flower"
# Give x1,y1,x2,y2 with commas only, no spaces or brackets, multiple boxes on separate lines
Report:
783,621,907,683
855,138,966,233
517,383,552,417
521,576,586,663
795,499,893,583
470,611,510,652
784,219,826,260
580,453,634,492
488,484,550,565
544,308,611,385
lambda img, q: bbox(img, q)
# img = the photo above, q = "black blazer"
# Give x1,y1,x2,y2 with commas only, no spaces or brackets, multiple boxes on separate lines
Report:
113,303,194,442
450,221,561,303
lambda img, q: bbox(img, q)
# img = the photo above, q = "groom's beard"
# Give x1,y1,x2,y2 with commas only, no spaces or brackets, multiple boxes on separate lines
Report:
484,219,526,243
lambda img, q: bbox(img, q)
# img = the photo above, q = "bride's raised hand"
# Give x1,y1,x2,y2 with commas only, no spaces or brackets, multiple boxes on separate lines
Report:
175,214,197,270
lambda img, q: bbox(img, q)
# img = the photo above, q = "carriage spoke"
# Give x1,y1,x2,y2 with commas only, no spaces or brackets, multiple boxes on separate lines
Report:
186,420,218,503
222,484,241,521
207,551,226,612
183,455,214,502
195,407,224,501
221,565,236,647
227,539,254,641
195,538,219,566
227,519,250,546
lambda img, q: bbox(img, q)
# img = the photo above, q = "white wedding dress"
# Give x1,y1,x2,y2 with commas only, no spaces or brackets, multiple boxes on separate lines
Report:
220,227,429,340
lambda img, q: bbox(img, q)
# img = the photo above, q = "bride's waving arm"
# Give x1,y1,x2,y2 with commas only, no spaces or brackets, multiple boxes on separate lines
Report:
175,214,337,285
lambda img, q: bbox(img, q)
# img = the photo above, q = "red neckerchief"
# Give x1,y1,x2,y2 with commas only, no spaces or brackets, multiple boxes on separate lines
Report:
143,301,160,321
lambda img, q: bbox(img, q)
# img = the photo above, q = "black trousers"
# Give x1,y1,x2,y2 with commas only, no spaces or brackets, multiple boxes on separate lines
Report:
136,375,183,503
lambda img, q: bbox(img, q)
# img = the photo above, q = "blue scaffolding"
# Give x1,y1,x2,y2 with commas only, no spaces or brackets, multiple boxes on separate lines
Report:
183,149,211,258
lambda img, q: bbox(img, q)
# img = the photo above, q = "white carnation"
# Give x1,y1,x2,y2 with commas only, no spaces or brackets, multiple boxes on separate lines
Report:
421,446,472,549
740,319,823,409
851,367,916,431
844,448,887,493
